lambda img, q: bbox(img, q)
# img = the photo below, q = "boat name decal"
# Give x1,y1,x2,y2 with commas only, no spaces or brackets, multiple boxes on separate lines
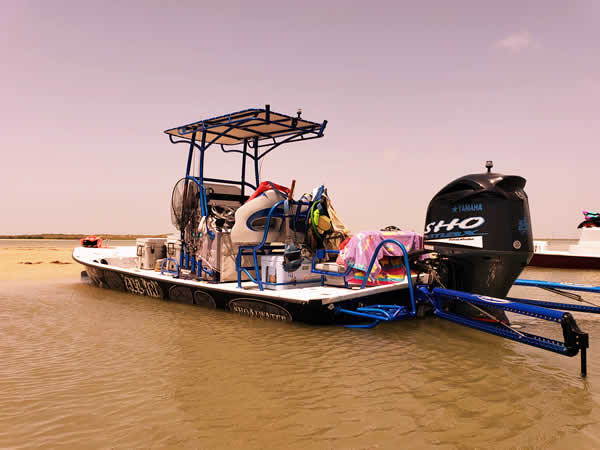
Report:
122,275,162,298
424,216,486,235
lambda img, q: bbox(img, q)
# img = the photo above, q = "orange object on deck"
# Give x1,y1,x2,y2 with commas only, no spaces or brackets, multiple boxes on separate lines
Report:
81,235,102,248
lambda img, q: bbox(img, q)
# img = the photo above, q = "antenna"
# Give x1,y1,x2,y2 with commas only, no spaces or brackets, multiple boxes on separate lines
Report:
297,108,302,119
485,160,493,173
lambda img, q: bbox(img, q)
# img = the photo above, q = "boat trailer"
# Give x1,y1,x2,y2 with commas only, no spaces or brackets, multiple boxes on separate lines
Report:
332,240,597,377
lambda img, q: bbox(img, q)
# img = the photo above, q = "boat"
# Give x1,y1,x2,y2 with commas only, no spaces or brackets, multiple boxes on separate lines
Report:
73,106,600,376
80,235,102,248
530,212,600,269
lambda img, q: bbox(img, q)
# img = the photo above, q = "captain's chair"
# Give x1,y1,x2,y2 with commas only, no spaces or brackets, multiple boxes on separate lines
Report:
230,187,286,244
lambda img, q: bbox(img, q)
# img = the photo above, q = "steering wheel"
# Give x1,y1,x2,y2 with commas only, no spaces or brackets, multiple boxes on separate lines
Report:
210,205,236,221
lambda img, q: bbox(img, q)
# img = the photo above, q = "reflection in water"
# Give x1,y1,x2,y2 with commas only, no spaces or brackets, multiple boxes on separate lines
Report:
1,244,600,448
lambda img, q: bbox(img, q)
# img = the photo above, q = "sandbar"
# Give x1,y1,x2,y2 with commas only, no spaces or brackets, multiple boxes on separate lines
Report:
0,247,81,281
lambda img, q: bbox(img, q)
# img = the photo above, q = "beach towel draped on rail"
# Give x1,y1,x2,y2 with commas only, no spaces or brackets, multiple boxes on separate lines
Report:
304,186,350,254
336,230,423,285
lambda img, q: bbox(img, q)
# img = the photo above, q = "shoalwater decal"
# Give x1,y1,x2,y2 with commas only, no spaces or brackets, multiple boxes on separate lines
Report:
425,236,483,248
228,298,292,321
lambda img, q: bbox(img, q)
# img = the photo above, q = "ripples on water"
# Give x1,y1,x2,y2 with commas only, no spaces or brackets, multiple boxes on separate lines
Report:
2,242,600,448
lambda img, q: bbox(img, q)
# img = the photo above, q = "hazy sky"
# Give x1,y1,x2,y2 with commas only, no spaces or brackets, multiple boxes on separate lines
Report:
2,1,599,238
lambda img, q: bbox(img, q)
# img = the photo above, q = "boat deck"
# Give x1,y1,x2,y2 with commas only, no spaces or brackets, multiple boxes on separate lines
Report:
72,246,414,305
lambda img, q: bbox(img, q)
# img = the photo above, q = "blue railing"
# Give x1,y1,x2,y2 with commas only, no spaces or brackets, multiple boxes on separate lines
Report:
185,176,212,229
323,239,418,328
177,176,215,273
160,258,180,277
315,239,417,315
514,278,600,294
512,278,600,314
334,305,413,328
236,200,286,290
310,249,350,288
235,195,327,290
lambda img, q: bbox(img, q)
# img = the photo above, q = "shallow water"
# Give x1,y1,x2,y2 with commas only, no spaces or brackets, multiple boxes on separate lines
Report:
2,240,600,448
0,239,136,248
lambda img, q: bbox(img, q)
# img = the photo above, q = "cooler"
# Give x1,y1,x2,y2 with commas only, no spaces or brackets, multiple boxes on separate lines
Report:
166,235,183,271
136,238,167,269
261,254,321,290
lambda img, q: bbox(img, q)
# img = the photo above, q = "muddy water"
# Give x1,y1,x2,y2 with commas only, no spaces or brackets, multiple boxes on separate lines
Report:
2,241,600,448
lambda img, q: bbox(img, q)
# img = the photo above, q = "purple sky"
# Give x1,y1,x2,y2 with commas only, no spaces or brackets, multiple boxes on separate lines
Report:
2,1,599,238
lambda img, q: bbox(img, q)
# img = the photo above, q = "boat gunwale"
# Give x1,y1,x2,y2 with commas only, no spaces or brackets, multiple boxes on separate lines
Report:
72,246,414,305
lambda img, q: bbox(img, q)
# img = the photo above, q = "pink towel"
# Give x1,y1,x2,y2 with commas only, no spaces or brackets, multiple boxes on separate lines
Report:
336,230,423,282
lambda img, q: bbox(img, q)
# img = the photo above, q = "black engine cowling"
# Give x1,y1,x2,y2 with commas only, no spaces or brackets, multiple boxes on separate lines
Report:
424,168,533,299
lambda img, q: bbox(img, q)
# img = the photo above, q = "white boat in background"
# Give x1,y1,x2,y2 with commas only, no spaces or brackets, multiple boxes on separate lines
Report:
530,213,600,269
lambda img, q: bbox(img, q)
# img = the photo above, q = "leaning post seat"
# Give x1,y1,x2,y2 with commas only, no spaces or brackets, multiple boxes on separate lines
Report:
231,186,287,244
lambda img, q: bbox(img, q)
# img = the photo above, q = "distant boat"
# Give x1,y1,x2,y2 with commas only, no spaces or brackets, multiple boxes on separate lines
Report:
80,235,102,248
530,212,600,269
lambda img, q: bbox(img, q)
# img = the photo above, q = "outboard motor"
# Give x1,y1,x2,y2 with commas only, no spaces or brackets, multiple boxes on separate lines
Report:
424,161,533,304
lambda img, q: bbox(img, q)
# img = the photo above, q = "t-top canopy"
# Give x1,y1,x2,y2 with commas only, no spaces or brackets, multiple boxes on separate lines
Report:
164,105,327,146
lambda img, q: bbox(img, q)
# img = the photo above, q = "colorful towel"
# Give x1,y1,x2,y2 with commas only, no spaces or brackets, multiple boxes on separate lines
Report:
336,230,423,285
345,256,410,286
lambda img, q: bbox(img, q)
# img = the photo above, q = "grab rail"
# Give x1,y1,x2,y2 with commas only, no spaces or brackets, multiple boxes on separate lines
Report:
359,239,416,315
310,249,351,288
160,258,180,277
326,239,417,323
236,200,286,290
185,176,212,235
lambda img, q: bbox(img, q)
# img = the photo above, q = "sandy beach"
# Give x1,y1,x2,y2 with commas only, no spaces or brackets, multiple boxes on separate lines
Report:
1,246,82,281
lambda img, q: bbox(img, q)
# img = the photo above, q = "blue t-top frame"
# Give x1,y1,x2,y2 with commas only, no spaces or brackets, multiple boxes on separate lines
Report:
165,104,327,197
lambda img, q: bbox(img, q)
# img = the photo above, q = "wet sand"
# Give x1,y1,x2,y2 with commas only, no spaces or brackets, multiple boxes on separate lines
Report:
0,246,80,281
